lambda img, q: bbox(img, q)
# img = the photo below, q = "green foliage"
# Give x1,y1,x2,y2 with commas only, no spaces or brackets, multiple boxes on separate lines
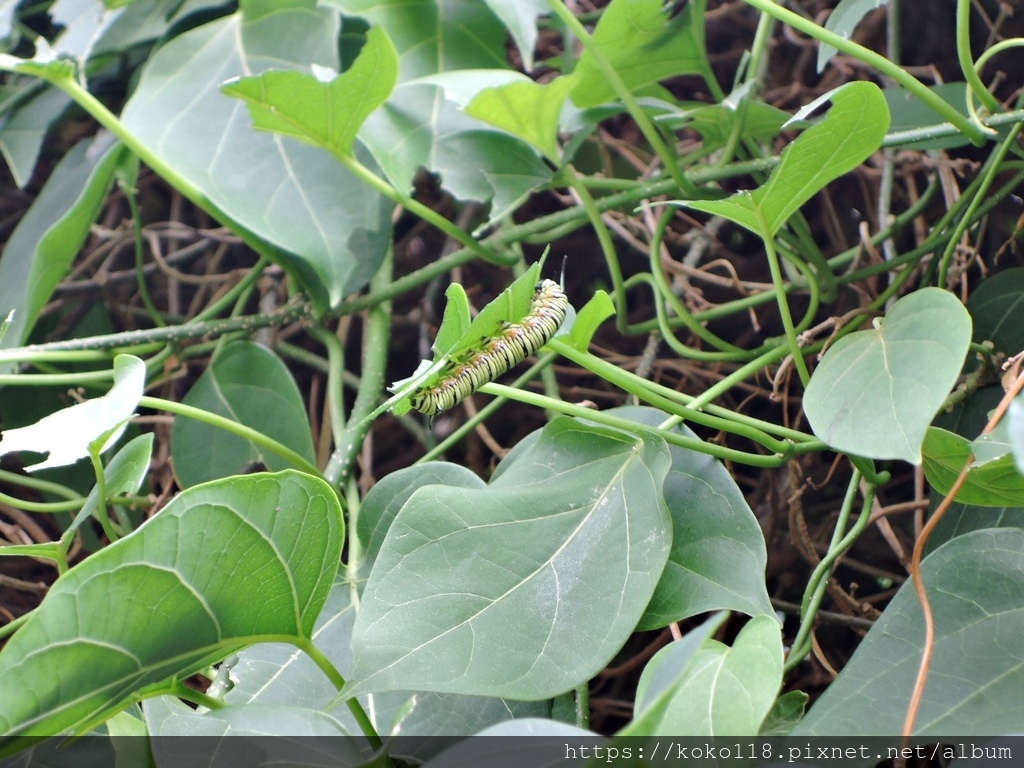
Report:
804,288,973,463
170,341,316,488
794,528,1024,735
0,0,1020,753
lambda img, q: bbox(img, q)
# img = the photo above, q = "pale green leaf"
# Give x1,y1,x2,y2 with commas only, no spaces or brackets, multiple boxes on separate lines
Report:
0,355,144,471
804,288,972,463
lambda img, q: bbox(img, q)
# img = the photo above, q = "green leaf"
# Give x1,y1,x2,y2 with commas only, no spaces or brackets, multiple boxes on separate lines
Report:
170,341,316,488
481,0,548,70
571,0,708,108
759,690,809,736
0,355,144,471
151,577,550,753
356,462,485,577
343,418,672,700
626,614,783,736
120,6,392,311
804,288,972,463
322,0,508,81
0,470,343,739
324,0,551,216
657,93,791,148
362,83,552,222
686,81,890,237
817,0,887,72
967,266,1024,357
613,407,774,629
922,427,1024,506
466,74,576,161
433,282,473,356
568,290,615,351
885,83,972,150
0,83,72,188
222,25,398,158
0,133,125,351
794,528,1024,735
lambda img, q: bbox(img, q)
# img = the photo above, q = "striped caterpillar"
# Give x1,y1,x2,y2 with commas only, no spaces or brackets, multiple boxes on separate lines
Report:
409,279,568,416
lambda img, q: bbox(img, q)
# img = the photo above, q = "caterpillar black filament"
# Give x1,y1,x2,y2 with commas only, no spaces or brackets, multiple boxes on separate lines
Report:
409,279,568,416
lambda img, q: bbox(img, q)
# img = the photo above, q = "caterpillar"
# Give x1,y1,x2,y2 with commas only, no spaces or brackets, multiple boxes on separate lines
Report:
409,279,568,416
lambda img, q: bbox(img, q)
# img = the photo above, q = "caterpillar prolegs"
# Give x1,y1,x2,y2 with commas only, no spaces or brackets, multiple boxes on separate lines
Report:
409,279,568,416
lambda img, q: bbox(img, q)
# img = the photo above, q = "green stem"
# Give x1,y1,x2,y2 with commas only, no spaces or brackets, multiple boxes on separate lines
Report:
481,381,788,467
139,396,321,478
0,301,313,358
337,154,514,267
741,0,989,146
757,211,811,385
956,0,1002,115
786,475,876,672
324,250,394,488
937,119,1023,287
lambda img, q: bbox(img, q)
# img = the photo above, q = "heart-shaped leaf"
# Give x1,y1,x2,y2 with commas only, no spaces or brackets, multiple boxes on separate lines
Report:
804,288,972,463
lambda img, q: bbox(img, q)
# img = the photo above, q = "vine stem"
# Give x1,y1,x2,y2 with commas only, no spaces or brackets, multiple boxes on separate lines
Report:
740,0,990,145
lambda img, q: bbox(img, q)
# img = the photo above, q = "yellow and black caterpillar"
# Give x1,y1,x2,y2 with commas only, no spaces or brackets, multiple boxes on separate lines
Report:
409,279,568,416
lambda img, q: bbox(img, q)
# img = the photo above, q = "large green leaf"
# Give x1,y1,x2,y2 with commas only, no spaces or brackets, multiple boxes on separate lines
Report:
921,426,1024,507
119,4,392,311
571,0,708,108
686,81,890,237
0,470,343,739
804,288,972,463
170,341,316,488
0,133,125,351
322,0,508,82
145,577,550,757
794,528,1024,735
610,408,774,629
343,418,672,700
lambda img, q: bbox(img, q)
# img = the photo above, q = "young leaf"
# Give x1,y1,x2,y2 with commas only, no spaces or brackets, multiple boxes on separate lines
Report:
0,354,144,471
0,470,343,739
685,81,890,237
803,288,972,464
624,614,783,736
221,25,399,158
922,427,1024,506
466,74,576,161
567,290,615,351
817,0,888,73
481,0,548,71
571,0,709,108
